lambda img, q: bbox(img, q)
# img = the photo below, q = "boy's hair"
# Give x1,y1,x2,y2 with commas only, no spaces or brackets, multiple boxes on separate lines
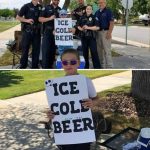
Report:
60,49,80,61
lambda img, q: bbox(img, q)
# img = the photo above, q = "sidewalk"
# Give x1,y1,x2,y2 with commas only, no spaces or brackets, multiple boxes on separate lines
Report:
0,71,131,150
0,24,21,57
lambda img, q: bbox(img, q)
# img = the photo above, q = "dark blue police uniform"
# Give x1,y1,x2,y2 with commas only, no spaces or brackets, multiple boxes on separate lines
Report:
77,14,101,69
72,4,86,21
18,2,42,68
95,7,114,31
40,4,61,69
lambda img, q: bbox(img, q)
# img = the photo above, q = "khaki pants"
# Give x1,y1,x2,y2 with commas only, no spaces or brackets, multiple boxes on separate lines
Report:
96,31,113,68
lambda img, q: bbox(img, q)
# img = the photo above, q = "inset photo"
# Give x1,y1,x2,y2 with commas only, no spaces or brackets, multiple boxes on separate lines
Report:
0,70,150,150
0,0,150,69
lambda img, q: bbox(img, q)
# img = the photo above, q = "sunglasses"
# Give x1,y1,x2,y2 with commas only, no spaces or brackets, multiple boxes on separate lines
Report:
60,14,67,16
62,60,78,66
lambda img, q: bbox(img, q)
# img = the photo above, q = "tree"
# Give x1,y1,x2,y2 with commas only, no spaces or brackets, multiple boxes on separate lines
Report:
40,0,51,6
131,70,150,101
0,9,15,18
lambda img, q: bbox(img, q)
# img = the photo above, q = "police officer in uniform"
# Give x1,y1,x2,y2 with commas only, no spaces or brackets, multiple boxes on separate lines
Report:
95,0,114,68
16,0,42,69
39,0,61,69
77,5,101,69
72,0,86,21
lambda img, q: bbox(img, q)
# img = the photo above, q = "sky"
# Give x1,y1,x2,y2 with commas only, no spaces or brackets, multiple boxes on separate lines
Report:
0,0,65,9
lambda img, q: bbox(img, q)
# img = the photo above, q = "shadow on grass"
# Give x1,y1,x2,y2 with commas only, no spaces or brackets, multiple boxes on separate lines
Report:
0,71,23,88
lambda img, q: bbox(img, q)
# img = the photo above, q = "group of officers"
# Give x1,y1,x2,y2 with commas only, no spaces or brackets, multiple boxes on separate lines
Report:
16,0,114,69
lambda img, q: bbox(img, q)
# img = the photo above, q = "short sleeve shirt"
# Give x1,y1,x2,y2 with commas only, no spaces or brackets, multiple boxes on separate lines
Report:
95,7,114,29
77,14,99,27
18,2,42,24
86,77,97,99
40,4,61,28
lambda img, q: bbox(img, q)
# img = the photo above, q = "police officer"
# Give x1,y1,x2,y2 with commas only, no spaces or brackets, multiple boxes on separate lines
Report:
95,0,114,68
39,0,61,69
16,0,42,69
77,5,101,69
72,0,86,21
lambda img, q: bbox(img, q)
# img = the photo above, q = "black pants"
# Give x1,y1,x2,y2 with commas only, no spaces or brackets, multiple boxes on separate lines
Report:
20,30,41,69
81,37,101,69
58,143,91,150
42,30,56,69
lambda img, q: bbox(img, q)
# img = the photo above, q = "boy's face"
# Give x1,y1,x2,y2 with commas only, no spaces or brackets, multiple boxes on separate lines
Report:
61,53,80,76
59,14,68,18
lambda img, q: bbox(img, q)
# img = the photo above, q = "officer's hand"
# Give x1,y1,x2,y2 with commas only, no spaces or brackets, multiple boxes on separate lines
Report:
50,15,56,20
76,11,83,16
26,19,34,25
106,31,112,39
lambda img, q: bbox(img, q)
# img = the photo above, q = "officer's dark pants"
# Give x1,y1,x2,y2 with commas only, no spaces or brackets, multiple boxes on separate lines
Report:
20,30,41,69
81,37,101,69
42,30,56,69
58,143,91,150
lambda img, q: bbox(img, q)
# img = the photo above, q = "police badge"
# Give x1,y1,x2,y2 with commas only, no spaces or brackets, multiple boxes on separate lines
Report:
89,17,92,21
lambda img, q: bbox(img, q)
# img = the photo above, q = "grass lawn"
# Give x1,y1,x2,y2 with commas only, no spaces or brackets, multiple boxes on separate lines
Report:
0,21,20,33
0,50,20,66
0,70,124,99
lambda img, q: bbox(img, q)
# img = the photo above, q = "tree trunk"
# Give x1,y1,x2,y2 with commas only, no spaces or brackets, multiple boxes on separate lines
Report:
131,70,150,101
63,0,70,9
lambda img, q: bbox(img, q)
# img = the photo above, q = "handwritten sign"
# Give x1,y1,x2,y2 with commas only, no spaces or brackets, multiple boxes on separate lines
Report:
54,18,73,46
45,75,96,145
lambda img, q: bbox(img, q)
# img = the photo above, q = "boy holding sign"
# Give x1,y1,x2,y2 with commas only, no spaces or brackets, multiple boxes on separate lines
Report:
46,49,98,150
55,9,74,55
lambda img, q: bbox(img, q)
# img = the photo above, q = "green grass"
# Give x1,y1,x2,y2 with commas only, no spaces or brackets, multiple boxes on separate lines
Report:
0,70,124,99
99,84,131,97
0,50,20,66
0,21,20,33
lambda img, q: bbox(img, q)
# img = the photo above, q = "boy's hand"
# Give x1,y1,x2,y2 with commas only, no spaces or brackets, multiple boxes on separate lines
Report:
68,28,76,34
46,109,55,120
82,99,93,109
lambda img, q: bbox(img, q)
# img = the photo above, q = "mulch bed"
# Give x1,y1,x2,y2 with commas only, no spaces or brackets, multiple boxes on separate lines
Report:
94,93,150,118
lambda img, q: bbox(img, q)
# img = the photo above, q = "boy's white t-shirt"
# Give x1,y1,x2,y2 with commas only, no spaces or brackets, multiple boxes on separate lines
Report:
86,77,97,99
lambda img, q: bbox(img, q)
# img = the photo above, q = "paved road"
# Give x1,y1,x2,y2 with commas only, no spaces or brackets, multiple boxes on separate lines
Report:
113,26,150,45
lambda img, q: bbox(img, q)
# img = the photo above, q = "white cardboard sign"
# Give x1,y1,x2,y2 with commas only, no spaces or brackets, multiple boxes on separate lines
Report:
54,18,73,46
45,75,96,145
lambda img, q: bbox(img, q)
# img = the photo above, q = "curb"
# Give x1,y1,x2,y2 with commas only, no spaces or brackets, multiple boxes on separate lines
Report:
112,36,150,48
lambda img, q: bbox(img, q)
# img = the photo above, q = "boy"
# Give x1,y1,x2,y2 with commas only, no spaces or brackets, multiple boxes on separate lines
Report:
47,49,98,150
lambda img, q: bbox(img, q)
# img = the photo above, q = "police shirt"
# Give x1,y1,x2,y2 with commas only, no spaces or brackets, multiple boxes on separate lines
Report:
77,14,99,38
40,4,61,30
18,2,42,25
73,5,86,21
95,7,114,30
